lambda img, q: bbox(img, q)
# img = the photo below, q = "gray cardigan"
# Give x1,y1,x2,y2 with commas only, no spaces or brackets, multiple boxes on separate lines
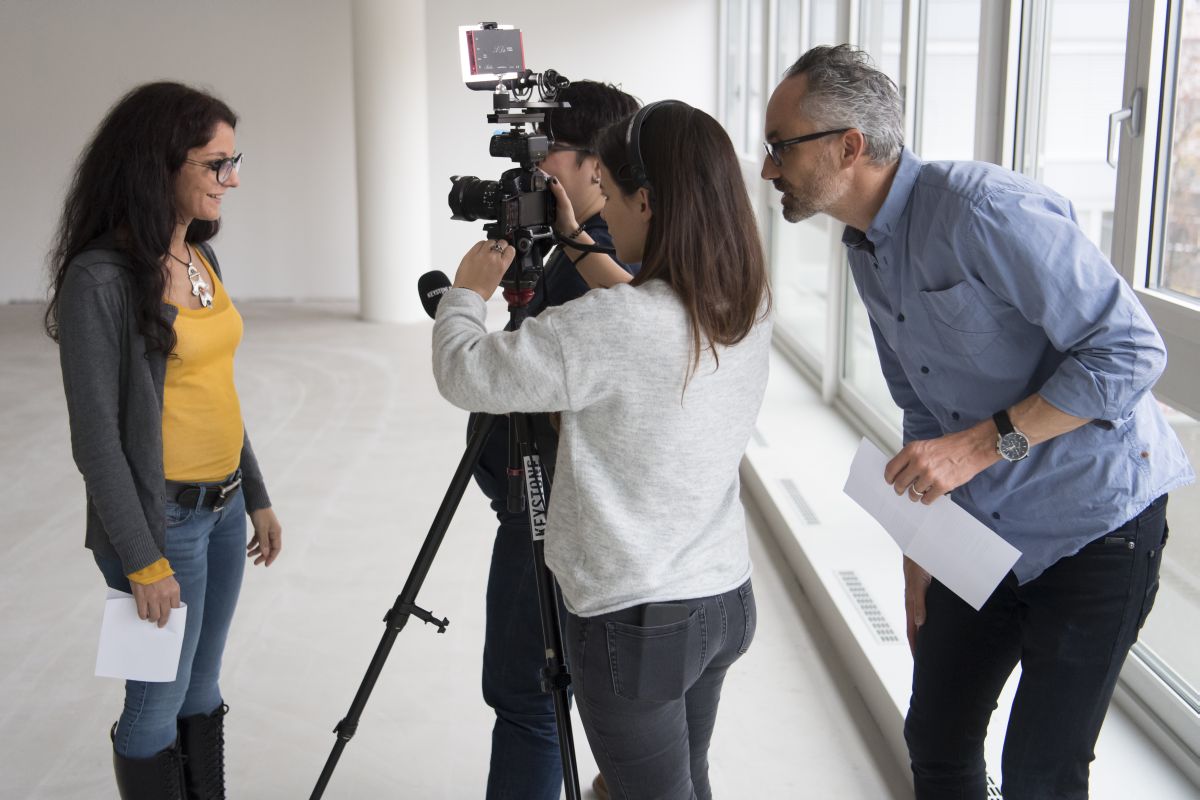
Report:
56,239,271,575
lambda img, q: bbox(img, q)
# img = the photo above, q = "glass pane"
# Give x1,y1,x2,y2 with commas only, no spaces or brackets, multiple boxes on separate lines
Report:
778,0,803,76
746,0,767,157
1157,0,1200,301
767,0,840,361
859,0,903,83
1030,0,1128,259
771,214,832,357
810,0,840,46
843,275,904,428
917,0,981,160
726,0,748,154
1136,401,1200,700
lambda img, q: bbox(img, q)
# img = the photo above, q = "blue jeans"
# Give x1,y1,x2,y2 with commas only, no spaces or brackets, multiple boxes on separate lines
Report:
95,488,247,758
565,580,757,800
904,495,1169,800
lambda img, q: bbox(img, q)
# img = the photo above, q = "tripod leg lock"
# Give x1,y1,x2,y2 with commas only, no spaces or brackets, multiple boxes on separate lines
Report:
384,603,449,633
539,666,573,694
333,717,359,741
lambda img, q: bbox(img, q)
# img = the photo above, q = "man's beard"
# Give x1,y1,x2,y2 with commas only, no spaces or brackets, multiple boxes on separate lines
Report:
775,163,840,223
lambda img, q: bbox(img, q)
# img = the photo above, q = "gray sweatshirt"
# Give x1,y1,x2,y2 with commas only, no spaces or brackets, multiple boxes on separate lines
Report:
433,280,771,616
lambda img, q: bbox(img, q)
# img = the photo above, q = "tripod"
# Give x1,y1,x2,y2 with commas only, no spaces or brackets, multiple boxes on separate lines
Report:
310,285,582,800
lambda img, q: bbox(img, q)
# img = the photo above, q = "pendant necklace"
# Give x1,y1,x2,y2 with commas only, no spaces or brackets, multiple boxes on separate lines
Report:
166,244,213,308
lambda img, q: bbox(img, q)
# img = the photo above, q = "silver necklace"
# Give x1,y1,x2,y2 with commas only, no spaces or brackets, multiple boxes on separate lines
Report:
166,245,213,308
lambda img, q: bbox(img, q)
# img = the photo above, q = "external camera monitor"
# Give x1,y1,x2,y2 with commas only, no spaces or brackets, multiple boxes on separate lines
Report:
460,23,526,90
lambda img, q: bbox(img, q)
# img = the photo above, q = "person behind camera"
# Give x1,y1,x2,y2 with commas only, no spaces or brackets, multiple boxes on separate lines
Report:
45,82,283,799
467,80,638,800
761,45,1193,798
435,100,772,800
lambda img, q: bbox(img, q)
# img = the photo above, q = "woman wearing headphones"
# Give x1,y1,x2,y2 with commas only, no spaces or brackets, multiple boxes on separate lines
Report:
432,101,771,800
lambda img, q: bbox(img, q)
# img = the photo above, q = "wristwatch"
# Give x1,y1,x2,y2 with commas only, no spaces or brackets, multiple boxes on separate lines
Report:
993,409,1030,462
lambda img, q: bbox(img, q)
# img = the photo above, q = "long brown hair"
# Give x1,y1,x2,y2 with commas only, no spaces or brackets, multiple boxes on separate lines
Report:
597,102,770,379
45,82,238,355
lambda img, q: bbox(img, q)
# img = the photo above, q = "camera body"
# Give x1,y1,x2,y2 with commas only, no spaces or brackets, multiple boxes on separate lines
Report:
449,23,571,300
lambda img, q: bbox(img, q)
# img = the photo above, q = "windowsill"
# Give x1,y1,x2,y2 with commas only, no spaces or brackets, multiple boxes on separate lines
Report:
741,344,1200,797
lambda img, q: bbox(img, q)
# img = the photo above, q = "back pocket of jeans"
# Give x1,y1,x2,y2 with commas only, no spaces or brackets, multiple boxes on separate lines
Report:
605,609,704,703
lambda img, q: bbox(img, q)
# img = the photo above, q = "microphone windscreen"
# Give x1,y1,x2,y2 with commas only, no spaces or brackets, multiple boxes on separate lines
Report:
418,271,453,319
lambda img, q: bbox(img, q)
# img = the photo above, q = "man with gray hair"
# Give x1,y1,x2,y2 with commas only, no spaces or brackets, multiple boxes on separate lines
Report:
762,44,1191,798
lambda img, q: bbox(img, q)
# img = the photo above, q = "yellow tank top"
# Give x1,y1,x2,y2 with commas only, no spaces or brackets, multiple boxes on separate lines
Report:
162,249,245,482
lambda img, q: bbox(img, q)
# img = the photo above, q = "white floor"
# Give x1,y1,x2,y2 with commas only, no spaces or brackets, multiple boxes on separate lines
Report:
0,301,907,799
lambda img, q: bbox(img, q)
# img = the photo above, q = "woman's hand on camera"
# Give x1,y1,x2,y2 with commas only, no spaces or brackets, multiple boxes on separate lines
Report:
454,239,515,300
545,175,579,236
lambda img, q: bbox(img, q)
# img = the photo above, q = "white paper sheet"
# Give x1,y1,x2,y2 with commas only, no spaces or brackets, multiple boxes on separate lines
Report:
95,589,187,682
843,438,1022,610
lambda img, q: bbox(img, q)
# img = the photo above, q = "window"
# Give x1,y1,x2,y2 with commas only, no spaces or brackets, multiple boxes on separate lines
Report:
1153,0,1200,301
1137,402,1200,708
1114,0,1200,757
770,214,835,361
724,0,749,154
1016,0,1129,258
764,0,845,366
915,0,981,160
731,0,1200,774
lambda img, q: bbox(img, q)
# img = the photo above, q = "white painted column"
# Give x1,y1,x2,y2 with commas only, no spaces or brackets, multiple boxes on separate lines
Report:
351,0,430,322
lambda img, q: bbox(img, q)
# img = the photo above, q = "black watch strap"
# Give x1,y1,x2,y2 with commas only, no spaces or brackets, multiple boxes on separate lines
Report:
993,409,1015,436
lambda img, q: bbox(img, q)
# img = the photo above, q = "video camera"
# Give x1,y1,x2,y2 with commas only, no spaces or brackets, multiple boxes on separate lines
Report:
448,23,571,302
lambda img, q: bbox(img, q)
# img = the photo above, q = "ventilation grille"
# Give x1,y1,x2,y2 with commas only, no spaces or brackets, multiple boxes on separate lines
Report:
835,570,900,644
780,478,819,525
987,776,1003,799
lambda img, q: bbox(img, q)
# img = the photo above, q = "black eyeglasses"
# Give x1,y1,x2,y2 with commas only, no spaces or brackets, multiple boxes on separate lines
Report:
184,152,244,185
546,140,594,156
762,129,851,167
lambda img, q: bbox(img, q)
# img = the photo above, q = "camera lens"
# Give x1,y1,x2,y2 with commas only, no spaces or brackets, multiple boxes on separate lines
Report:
448,176,500,222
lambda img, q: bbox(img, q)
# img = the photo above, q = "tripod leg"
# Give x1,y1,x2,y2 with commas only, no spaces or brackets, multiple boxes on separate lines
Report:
511,412,583,800
310,413,500,800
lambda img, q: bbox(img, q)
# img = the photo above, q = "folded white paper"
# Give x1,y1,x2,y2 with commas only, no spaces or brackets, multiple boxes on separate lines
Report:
95,589,187,682
843,438,1021,610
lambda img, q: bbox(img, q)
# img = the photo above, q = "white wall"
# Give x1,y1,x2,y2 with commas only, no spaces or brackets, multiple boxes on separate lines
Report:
0,0,718,304
0,0,359,302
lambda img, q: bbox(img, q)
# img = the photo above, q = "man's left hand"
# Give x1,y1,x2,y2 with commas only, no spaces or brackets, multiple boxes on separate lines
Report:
884,423,999,504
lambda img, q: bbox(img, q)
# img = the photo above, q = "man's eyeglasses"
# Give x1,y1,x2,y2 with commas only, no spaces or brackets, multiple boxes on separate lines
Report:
762,128,851,167
184,153,244,185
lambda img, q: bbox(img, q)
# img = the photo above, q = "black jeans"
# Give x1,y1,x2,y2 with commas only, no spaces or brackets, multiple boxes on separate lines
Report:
565,580,757,800
904,495,1169,800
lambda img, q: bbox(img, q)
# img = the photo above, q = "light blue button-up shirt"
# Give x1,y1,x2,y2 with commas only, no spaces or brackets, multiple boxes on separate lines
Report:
844,148,1193,583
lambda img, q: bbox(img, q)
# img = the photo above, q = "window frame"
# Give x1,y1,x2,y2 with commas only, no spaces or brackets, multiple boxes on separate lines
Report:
725,0,1200,780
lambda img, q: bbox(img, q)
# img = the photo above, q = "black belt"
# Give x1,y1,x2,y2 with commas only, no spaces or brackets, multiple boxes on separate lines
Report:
166,470,243,512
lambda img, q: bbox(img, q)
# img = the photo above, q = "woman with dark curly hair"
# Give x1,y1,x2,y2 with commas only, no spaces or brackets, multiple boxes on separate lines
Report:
46,81,282,799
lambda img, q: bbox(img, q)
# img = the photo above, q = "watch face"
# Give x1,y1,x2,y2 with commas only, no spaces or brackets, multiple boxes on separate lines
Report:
999,432,1030,461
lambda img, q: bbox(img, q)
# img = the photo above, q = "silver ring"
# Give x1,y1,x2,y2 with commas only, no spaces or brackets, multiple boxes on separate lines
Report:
912,486,927,498
490,242,506,253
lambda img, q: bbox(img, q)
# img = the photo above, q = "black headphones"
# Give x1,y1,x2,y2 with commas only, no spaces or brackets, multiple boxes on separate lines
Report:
624,99,687,200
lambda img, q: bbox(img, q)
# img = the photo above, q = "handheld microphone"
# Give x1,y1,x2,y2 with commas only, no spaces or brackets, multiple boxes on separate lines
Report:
418,271,453,319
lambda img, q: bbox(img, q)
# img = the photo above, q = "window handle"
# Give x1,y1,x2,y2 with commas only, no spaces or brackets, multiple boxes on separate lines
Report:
1107,88,1144,168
